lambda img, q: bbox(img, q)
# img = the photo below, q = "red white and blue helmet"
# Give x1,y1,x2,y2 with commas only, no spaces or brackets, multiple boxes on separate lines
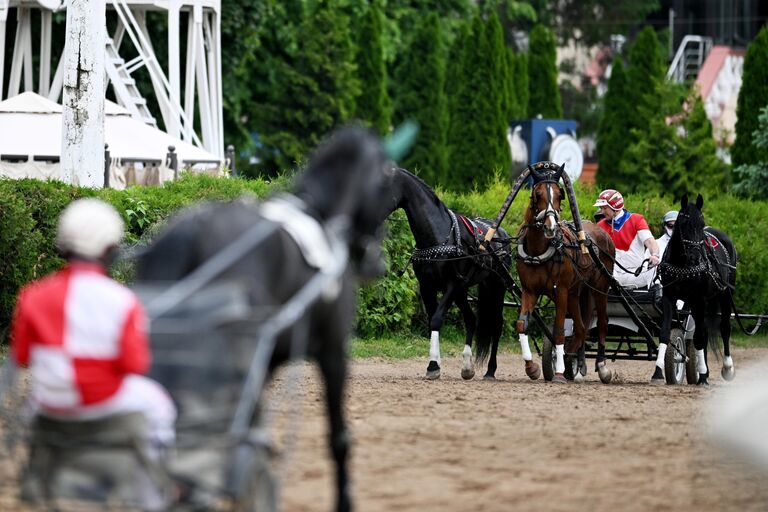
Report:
593,189,624,211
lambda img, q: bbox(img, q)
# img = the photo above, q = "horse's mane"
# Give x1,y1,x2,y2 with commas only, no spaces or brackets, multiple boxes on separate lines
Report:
398,168,451,212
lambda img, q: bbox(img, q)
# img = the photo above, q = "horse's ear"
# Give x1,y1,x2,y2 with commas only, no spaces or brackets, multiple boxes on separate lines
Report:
681,194,688,209
696,194,704,209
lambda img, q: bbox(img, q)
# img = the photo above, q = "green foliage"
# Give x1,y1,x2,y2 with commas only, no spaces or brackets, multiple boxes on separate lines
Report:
356,211,419,336
445,14,510,191
248,1,360,175
596,59,630,184
526,24,562,119
392,12,449,184
355,1,391,136
5,175,766,347
733,105,768,198
624,26,664,141
733,26,768,169
512,51,529,119
620,85,728,198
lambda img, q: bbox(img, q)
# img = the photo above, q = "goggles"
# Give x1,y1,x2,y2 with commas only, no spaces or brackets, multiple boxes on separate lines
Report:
665,222,675,229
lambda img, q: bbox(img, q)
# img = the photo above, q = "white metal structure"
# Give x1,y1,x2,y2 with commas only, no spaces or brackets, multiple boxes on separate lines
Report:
667,35,713,83
0,0,223,157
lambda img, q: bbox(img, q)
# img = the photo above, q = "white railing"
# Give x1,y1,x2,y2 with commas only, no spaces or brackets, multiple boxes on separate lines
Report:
667,35,713,83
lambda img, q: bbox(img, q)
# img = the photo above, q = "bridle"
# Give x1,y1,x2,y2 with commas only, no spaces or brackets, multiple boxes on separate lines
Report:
529,181,562,237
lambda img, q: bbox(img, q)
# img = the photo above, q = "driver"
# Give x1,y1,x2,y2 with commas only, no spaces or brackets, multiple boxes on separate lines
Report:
10,198,176,508
594,189,661,289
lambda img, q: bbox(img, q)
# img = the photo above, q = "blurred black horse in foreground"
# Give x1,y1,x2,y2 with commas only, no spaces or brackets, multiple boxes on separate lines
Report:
136,126,393,512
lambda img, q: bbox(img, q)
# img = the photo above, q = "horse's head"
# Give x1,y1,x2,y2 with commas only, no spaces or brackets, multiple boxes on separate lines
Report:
675,193,706,262
528,163,565,239
295,125,394,278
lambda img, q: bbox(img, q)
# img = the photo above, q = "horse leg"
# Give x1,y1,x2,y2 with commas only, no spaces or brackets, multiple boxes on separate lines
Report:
425,283,458,380
454,293,477,380
651,296,676,384
566,293,586,382
550,289,569,384
692,306,710,387
318,346,352,512
720,293,736,381
419,286,442,380
517,291,540,380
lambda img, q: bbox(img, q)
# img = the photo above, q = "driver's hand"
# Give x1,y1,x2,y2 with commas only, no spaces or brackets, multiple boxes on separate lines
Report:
649,254,660,268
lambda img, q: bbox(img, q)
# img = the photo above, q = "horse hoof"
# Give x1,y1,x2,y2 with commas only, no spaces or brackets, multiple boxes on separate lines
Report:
573,372,585,383
650,378,665,386
483,374,496,381
721,366,736,381
525,362,541,380
461,368,475,380
426,369,441,380
552,373,568,384
597,363,612,384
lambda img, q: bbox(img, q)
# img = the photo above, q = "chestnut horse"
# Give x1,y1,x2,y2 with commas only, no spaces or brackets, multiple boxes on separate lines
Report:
515,164,615,383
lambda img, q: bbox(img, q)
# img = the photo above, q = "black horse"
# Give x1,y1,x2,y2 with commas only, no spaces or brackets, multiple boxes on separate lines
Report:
382,168,511,380
653,194,737,386
136,126,393,512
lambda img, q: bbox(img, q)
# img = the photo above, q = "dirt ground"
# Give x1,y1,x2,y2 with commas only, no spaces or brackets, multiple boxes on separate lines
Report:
2,348,767,511
272,347,768,512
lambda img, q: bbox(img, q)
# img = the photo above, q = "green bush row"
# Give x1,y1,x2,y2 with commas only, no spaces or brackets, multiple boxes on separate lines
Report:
1,175,766,344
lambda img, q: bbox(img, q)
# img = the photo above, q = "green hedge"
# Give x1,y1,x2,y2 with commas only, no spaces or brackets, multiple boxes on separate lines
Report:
1,175,766,344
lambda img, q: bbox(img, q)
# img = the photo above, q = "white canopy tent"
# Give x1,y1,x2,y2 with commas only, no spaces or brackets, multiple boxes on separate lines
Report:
0,92,223,187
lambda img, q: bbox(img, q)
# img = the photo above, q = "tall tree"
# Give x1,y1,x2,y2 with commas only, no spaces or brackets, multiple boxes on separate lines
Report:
624,25,664,142
355,1,391,136
512,51,529,119
527,24,562,119
732,25,768,169
620,84,727,198
733,105,768,198
248,0,359,175
596,59,631,185
445,14,509,190
392,12,448,184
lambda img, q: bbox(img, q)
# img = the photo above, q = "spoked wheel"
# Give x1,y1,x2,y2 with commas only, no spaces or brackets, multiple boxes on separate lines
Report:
541,337,555,382
232,443,278,512
664,328,686,385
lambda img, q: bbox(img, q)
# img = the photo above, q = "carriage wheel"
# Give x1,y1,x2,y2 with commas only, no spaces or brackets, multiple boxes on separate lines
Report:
233,445,277,512
685,339,698,385
663,328,686,385
541,338,555,382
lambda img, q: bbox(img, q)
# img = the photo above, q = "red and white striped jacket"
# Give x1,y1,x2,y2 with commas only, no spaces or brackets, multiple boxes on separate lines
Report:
11,261,150,413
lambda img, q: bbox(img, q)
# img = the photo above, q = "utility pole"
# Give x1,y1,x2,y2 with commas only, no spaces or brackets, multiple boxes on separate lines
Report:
60,0,105,187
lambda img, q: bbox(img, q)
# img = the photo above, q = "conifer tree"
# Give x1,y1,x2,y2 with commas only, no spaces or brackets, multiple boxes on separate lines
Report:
445,15,509,190
250,1,359,174
732,25,768,168
527,25,562,119
504,47,520,120
596,59,631,185
624,26,664,142
392,12,448,184
513,51,529,119
355,1,391,136
733,105,768,198
678,93,729,195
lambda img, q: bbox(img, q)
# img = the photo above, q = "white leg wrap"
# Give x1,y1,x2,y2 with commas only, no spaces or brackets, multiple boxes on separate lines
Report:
519,333,532,361
430,331,441,364
655,343,667,369
723,355,733,369
462,344,472,369
555,345,565,374
696,349,707,374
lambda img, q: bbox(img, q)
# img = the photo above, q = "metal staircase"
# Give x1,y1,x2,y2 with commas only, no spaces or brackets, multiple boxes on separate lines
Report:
104,37,156,126
667,35,713,83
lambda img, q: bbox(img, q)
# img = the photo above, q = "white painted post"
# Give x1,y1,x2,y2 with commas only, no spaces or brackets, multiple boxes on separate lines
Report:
61,0,106,187
0,0,8,100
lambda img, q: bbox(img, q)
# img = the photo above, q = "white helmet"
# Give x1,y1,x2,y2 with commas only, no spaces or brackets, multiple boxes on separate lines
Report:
56,198,124,260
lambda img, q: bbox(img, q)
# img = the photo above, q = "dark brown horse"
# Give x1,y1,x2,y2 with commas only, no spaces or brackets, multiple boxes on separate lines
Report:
515,164,615,383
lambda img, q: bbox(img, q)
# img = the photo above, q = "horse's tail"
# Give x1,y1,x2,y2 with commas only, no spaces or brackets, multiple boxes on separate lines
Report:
475,276,506,364
705,296,729,360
